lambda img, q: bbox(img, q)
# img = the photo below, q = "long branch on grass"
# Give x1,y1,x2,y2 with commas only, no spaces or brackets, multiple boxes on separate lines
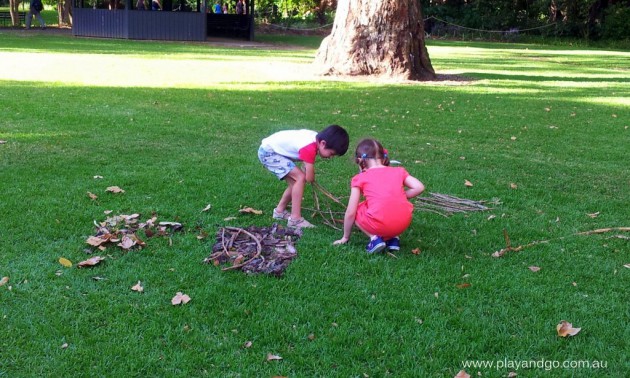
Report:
221,226,262,271
492,227,630,257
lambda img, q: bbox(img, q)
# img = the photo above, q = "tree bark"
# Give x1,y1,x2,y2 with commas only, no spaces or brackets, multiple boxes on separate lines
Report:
9,0,21,27
314,0,436,81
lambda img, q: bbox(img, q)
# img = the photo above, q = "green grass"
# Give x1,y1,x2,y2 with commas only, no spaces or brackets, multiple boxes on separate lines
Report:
0,31,629,377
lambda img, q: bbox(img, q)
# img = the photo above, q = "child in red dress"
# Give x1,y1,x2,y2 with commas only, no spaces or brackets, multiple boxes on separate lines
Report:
333,139,425,253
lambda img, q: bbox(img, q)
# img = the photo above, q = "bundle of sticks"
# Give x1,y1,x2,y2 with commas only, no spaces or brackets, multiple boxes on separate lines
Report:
308,182,494,230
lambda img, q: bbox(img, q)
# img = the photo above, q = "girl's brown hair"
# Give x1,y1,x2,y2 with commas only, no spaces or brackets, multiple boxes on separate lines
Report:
355,138,390,171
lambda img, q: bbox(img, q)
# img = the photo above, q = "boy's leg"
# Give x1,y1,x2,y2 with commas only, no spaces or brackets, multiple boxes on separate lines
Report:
283,167,306,220
26,12,33,29
275,184,293,214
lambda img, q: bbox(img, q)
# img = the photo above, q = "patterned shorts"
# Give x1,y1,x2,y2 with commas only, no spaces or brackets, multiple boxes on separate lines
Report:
258,146,296,180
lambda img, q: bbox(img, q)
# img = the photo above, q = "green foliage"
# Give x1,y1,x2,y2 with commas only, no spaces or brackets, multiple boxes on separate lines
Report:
601,3,630,40
0,32,629,377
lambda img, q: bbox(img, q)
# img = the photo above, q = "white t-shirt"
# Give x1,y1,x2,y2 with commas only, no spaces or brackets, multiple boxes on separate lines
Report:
260,129,318,163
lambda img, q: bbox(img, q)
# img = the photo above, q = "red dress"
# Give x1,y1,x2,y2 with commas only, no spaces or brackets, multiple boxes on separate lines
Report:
351,167,413,239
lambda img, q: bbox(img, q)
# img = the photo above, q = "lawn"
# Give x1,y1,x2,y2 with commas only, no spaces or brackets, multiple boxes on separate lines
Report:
0,30,628,377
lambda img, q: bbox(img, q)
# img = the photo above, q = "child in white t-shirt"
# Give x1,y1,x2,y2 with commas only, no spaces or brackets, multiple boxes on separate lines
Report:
258,125,349,228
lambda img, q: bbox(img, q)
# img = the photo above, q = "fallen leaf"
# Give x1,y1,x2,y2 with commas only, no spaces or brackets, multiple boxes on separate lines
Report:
92,276,106,281
201,204,212,212
510,183,518,189
106,186,125,193
266,353,283,361
507,372,518,377
455,370,471,378
456,283,471,289
556,320,581,337
243,341,253,348
59,257,73,267
87,192,98,200
434,292,439,298
239,207,263,215
487,214,496,220
307,333,316,341
61,343,68,349
117,235,136,250
586,212,600,218
104,210,113,215
544,107,551,112
0,277,8,286
510,136,517,141
171,292,191,305
77,256,104,268
623,264,630,269
86,236,108,247
528,266,541,272
411,248,421,255
224,217,237,221
464,179,473,187
93,175,103,179
131,281,144,293
0,140,7,144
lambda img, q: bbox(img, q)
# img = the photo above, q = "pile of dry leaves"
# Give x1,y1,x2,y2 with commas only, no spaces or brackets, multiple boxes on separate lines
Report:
85,213,183,252
203,224,301,276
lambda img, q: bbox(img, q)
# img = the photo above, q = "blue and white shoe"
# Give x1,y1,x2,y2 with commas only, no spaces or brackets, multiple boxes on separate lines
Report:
386,237,400,251
366,236,386,254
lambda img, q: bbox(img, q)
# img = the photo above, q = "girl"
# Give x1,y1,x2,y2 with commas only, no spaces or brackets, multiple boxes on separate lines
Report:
333,139,425,253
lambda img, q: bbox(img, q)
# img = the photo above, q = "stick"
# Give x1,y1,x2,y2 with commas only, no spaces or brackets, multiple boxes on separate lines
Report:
222,227,263,271
492,226,630,258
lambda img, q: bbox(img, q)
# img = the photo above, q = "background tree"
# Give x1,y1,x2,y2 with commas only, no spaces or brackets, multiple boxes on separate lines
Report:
57,0,72,26
314,0,436,81
8,0,22,26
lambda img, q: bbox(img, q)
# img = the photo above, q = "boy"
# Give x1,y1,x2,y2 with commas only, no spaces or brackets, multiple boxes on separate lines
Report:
258,125,349,228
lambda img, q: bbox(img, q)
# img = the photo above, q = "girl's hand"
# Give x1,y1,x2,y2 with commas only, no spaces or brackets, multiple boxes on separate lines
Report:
333,237,349,245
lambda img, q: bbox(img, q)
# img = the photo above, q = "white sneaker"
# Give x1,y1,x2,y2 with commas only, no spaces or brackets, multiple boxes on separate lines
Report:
272,209,291,220
287,217,315,228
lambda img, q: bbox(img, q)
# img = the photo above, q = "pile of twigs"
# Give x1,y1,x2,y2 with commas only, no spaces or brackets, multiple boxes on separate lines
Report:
414,193,498,217
203,224,301,276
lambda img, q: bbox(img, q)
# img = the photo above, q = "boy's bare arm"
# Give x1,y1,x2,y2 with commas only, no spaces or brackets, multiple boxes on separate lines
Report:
303,162,315,183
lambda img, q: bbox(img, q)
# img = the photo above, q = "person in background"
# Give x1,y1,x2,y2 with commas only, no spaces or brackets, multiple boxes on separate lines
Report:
222,3,228,13
26,0,46,29
213,2,222,13
235,0,244,15
333,138,425,254
151,0,161,11
136,0,145,10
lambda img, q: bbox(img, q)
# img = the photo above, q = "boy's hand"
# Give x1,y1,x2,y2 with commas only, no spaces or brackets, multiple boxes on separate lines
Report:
333,237,349,245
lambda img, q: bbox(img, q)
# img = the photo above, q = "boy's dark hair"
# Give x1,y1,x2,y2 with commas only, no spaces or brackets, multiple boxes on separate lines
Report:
317,125,349,156
355,138,390,170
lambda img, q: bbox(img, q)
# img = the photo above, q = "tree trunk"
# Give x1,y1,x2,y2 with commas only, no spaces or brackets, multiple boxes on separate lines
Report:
314,0,436,81
58,0,73,26
9,0,21,27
